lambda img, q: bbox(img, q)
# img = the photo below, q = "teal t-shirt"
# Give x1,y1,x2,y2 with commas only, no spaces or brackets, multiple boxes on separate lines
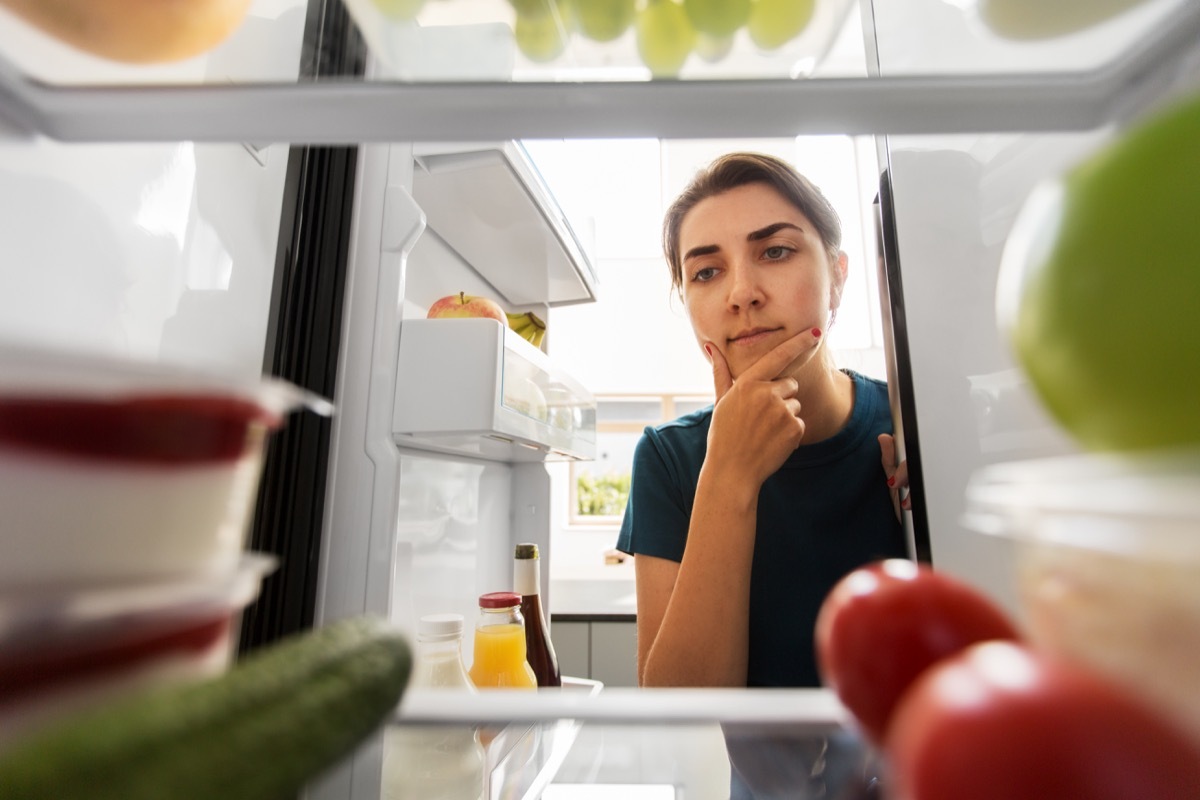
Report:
616,370,908,687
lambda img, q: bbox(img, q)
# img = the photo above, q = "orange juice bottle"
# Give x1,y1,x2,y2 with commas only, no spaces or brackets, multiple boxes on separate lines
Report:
468,592,537,689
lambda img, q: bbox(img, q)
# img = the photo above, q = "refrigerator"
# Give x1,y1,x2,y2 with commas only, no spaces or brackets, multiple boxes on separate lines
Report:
2,0,1198,797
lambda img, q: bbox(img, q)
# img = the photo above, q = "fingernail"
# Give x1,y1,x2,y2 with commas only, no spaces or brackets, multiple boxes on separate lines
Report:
901,496,911,510
703,343,712,360
887,476,895,487
812,328,822,338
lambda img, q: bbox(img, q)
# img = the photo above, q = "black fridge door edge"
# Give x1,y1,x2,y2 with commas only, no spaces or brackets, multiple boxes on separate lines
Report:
876,167,932,564
238,0,367,655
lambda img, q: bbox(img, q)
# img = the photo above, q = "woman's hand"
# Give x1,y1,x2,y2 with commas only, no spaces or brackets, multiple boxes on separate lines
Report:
704,329,821,487
879,433,910,519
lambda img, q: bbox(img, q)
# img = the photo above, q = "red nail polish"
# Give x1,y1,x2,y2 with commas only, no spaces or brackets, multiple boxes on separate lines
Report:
812,328,822,338
887,476,895,487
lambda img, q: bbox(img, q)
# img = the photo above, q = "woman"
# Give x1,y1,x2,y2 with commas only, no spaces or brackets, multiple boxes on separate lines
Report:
616,152,910,690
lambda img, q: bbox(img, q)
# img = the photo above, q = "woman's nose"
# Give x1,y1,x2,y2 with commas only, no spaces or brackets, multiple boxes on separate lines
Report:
726,262,763,310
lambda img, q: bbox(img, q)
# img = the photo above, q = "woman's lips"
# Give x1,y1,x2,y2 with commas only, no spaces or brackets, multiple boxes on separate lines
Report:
729,328,781,347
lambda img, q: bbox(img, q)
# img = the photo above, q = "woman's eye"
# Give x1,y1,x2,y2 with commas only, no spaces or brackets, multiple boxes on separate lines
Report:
763,245,792,261
691,266,718,283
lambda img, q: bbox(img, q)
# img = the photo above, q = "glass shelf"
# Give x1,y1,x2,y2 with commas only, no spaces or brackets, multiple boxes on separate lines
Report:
0,0,1197,143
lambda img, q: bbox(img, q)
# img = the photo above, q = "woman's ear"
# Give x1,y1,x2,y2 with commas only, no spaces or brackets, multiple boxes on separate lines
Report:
830,250,849,311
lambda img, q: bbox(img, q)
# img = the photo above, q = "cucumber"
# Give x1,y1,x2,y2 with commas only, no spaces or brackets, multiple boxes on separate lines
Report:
0,616,411,800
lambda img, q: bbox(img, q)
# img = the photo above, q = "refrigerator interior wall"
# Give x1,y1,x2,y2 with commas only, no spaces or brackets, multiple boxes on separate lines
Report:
0,1,307,376
313,136,578,800
871,0,1200,615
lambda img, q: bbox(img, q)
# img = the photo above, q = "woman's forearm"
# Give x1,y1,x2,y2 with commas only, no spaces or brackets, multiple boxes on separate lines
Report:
641,464,760,687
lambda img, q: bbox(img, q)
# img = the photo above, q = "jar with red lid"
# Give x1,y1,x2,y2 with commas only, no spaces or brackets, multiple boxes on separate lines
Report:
468,592,537,689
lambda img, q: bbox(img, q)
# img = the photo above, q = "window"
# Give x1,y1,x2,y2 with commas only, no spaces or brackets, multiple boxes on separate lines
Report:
569,393,713,527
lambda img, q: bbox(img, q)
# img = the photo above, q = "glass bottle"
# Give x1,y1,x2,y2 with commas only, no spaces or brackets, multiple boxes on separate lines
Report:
382,614,485,800
514,542,561,687
468,592,537,689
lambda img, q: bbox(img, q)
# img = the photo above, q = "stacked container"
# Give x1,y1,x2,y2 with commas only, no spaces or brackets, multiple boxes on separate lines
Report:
0,343,331,745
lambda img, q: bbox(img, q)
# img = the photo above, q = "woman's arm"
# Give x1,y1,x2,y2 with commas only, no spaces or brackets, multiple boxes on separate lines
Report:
637,330,820,687
637,462,760,686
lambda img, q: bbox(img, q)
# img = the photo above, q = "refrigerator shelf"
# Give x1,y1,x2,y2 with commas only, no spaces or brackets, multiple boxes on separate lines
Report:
0,0,1198,143
392,318,596,463
411,141,598,307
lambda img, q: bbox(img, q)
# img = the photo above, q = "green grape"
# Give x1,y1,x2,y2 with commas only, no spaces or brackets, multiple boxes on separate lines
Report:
695,31,734,63
979,0,1151,40
683,0,751,36
509,0,559,18
747,0,815,50
371,0,427,20
636,0,696,78
570,0,636,43
516,10,570,62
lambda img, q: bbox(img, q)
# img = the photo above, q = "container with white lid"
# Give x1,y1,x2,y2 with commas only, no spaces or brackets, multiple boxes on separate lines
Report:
965,448,1200,746
0,553,277,746
0,344,332,586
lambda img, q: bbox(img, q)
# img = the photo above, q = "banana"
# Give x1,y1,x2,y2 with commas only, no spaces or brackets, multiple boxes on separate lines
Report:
506,311,547,348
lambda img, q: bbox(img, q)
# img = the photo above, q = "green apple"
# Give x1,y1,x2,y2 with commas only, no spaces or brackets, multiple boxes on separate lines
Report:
748,0,815,51
1006,91,1200,452
636,0,696,79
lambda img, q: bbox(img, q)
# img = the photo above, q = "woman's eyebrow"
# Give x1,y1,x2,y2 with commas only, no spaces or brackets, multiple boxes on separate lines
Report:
683,243,719,261
747,222,803,241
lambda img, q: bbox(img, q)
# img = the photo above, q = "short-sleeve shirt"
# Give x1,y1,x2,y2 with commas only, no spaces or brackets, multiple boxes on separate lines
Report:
615,370,908,687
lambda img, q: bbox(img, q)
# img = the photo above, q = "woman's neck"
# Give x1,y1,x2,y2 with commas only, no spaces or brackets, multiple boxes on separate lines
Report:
792,358,855,444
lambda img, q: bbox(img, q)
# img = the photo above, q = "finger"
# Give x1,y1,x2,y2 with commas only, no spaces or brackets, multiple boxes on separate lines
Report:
705,341,734,401
892,459,909,490
878,433,896,477
772,376,800,400
741,328,822,382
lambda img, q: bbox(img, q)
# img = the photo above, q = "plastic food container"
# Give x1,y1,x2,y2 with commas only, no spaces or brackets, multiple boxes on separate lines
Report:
0,345,332,585
0,553,276,745
965,449,1200,746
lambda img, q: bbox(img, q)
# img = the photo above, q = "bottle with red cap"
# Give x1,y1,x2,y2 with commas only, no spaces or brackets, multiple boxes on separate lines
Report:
468,592,537,689
514,543,561,687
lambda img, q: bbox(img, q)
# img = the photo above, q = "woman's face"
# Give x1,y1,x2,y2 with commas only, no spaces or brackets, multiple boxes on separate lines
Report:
679,182,847,380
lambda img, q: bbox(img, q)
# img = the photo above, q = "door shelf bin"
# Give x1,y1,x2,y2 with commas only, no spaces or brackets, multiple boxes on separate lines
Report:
393,318,596,463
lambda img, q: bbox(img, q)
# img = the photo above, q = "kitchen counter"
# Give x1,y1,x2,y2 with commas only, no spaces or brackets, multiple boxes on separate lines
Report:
549,561,636,621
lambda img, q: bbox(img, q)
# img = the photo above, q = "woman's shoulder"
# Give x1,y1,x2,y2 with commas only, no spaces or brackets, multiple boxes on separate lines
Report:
656,404,713,433
842,369,893,433
639,405,712,457
845,369,889,407
845,368,888,392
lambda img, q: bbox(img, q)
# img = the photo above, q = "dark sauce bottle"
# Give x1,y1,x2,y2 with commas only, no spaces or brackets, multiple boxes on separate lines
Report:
513,543,561,687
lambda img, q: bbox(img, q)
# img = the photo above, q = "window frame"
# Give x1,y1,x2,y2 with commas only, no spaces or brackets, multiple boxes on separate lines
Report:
568,392,713,528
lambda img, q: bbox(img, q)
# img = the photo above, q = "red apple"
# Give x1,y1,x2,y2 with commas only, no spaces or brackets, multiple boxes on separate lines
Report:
426,292,506,323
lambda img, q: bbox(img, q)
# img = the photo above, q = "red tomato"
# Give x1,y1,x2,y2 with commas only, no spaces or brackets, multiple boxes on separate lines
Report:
886,641,1200,800
814,559,1020,744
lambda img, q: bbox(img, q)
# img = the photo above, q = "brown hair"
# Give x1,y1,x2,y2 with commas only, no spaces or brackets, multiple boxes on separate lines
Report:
663,152,843,292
